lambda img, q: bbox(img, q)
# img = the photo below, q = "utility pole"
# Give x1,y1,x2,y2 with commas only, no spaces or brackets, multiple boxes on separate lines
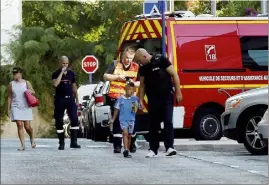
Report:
211,0,217,17
160,0,166,56
261,0,268,14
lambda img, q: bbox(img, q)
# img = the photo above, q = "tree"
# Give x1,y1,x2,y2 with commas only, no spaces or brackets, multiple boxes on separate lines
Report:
185,0,261,17
2,1,143,136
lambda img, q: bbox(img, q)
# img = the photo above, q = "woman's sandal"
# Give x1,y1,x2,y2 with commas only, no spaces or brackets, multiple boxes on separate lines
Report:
17,146,25,151
30,139,36,148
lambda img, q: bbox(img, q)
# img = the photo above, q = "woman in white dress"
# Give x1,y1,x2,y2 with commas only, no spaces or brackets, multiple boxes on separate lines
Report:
7,67,36,151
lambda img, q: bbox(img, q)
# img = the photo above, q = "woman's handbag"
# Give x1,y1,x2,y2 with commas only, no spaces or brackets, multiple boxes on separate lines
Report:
24,81,39,107
24,90,40,107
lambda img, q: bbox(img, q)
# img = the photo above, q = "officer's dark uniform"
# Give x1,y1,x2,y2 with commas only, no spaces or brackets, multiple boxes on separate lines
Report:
52,69,81,150
138,54,175,155
105,61,139,153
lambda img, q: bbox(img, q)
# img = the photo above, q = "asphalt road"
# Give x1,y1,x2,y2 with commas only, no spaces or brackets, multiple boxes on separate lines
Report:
1,138,268,184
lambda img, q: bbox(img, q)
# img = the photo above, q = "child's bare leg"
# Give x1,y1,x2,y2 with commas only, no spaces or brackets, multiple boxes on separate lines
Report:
122,129,129,150
127,134,132,151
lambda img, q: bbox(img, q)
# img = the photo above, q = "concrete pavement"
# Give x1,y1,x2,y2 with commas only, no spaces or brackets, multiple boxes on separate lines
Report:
1,138,268,184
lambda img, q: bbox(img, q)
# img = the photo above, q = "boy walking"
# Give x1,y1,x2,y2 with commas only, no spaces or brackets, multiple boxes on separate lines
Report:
109,82,139,158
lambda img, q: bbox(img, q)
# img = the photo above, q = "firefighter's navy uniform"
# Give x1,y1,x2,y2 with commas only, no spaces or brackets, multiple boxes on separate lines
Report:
106,60,139,153
138,54,175,155
52,69,81,150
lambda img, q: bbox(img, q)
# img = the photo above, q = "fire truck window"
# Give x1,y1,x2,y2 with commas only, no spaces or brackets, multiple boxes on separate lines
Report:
240,36,268,71
121,39,162,57
144,39,162,55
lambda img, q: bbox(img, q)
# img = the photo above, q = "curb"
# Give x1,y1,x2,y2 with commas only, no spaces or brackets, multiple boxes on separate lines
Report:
136,140,246,152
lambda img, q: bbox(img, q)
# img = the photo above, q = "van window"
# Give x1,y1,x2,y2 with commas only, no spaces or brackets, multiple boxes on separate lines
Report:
240,36,268,71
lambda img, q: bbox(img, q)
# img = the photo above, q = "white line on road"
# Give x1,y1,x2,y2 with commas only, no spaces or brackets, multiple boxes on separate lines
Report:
178,153,267,178
36,145,53,148
247,170,260,174
213,161,222,164
230,165,239,168
85,145,109,148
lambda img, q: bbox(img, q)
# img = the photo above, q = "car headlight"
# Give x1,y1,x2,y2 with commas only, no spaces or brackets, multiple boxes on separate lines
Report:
225,97,243,111
262,109,268,121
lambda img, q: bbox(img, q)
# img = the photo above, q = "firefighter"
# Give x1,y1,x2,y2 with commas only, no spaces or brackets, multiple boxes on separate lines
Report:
134,48,183,158
52,56,81,150
104,46,140,153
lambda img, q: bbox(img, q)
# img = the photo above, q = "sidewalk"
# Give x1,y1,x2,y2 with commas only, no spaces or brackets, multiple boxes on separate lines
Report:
137,138,245,152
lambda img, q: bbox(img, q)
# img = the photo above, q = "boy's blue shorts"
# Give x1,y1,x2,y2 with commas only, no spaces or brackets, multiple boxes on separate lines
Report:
120,121,135,134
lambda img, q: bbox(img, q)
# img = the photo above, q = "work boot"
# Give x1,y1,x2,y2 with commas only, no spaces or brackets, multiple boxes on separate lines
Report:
70,129,81,148
114,147,121,153
113,137,122,153
58,132,65,150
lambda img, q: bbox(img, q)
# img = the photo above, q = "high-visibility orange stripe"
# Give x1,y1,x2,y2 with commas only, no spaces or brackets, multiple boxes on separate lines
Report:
142,34,148,39
132,34,139,40
135,24,141,33
144,20,154,33
153,20,162,35
128,21,138,35
109,88,125,93
149,20,161,38
119,22,131,46
151,33,157,38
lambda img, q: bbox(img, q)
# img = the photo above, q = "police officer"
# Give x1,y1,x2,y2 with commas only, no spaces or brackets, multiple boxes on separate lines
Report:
134,48,183,158
52,56,81,150
104,46,140,153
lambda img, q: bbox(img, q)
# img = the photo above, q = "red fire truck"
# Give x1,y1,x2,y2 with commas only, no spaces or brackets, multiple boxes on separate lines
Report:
116,13,268,140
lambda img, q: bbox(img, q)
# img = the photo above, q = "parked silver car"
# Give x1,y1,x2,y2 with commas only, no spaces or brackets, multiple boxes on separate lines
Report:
258,109,268,146
82,81,111,141
221,86,268,155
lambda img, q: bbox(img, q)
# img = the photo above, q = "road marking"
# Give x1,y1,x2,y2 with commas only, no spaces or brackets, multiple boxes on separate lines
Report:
85,145,109,148
247,170,260,174
230,165,239,168
36,145,53,148
178,153,268,178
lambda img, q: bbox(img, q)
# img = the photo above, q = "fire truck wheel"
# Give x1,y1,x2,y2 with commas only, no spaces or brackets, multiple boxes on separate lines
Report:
193,108,222,140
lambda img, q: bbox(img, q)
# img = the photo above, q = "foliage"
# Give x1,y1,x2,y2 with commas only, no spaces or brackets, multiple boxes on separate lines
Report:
2,1,142,136
5,26,94,122
0,64,13,134
186,0,261,17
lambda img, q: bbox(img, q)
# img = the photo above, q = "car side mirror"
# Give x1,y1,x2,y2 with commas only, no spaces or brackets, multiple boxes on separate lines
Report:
83,95,90,101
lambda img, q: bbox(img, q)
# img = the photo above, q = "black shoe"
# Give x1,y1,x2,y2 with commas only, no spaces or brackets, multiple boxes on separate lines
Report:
58,144,65,150
70,129,81,149
70,143,81,148
114,148,121,153
130,146,136,153
123,150,132,158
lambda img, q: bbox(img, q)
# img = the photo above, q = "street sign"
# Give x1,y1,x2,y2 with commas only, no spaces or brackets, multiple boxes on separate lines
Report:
143,0,167,15
81,55,99,74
